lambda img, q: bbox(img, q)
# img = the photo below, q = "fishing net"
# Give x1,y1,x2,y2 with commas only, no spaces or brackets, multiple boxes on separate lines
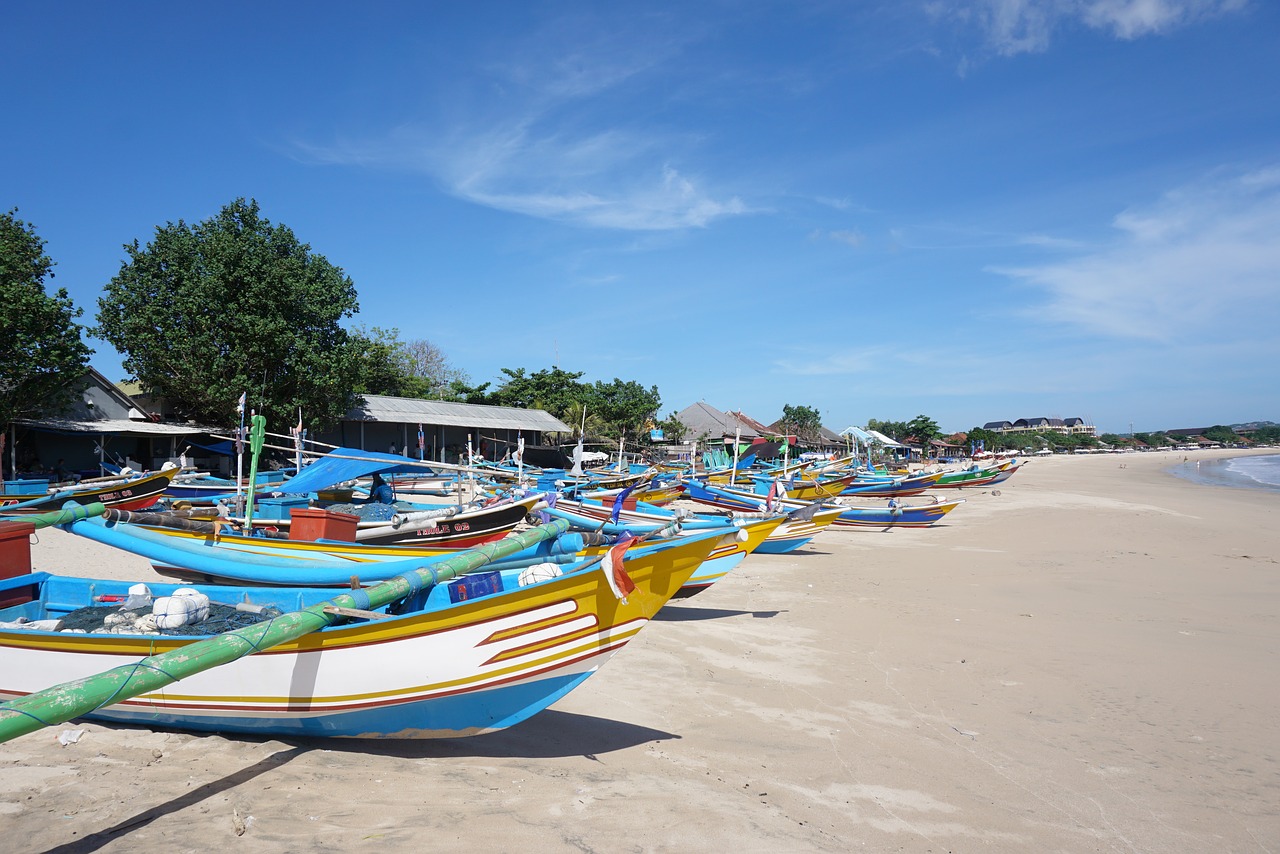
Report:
323,502,406,522
57,603,282,637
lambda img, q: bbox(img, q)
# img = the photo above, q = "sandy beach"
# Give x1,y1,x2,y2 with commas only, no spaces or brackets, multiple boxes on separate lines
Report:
4,449,1278,853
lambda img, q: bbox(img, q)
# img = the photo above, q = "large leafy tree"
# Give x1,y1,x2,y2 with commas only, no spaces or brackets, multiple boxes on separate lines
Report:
0,209,93,436
905,414,940,443
585,378,661,441
866,418,909,440
350,325,469,399
779,403,823,442
490,366,586,414
94,199,362,429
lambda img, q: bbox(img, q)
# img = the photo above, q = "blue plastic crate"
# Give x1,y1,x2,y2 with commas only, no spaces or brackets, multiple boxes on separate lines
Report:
4,479,50,495
446,571,505,604
254,496,310,520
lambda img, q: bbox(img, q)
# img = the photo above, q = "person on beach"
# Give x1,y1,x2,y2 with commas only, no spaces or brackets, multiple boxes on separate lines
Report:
365,473,395,505
53,459,80,483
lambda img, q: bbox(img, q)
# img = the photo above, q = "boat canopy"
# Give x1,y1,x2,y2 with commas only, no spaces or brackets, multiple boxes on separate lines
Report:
279,448,431,494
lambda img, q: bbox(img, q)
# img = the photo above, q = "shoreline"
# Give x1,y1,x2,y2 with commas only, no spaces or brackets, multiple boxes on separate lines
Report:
5,447,1279,852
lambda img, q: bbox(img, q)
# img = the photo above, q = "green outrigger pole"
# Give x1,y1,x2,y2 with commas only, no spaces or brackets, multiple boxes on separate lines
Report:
242,413,266,530
0,515,572,745
12,502,109,530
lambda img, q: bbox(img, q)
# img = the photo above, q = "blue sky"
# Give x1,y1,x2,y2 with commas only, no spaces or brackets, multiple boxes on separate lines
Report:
4,1,1277,435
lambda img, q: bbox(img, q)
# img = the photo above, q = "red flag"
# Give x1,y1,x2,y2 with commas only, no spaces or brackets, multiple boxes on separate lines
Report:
601,536,637,603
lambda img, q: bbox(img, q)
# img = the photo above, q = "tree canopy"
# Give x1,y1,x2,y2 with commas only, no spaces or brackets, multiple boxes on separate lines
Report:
0,209,93,435
350,325,469,399
94,199,363,429
779,403,823,441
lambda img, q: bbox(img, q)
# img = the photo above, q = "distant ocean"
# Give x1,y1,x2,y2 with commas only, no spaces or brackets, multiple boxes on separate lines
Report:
1171,453,1280,493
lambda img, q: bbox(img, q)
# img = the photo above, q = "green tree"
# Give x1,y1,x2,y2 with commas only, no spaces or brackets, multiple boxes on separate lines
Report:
490,366,586,415
350,325,469,399
585,378,661,440
94,199,362,429
779,403,823,443
905,414,940,443
1202,425,1239,444
965,427,999,450
654,410,687,443
349,325,409,397
866,418,909,440
561,400,609,440
0,209,93,441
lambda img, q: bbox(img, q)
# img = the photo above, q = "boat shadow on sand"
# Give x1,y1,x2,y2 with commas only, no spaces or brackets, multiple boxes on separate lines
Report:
41,710,678,853
654,606,784,622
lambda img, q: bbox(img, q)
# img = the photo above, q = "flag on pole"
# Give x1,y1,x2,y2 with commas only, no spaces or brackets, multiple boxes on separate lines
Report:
236,392,246,415
601,533,637,603
610,482,638,524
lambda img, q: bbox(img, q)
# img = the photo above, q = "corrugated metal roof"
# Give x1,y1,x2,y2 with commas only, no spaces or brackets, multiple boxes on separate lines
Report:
349,395,571,433
17,417,214,436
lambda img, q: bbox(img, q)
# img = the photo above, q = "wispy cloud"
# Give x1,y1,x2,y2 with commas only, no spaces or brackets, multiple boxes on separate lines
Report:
289,18,750,231
992,166,1280,340
928,0,1249,57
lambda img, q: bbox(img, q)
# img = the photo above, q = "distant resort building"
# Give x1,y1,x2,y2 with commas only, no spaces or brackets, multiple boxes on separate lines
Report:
982,417,1095,437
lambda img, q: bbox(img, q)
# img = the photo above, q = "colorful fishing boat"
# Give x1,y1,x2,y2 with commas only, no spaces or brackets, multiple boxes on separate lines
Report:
0,521,720,740
57,508,588,587
540,500,784,595
682,480,965,528
930,460,1021,488
0,469,174,514
838,471,941,497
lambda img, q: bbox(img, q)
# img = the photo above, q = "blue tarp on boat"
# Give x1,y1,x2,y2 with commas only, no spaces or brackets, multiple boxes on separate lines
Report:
278,448,432,494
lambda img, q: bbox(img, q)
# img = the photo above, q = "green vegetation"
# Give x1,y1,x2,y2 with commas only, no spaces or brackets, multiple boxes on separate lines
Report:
352,325,469,399
0,209,93,444
450,366,662,442
94,199,364,429
866,415,941,445
779,403,823,442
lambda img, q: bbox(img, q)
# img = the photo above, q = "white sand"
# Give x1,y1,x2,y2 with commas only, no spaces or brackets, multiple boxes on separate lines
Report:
4,449,1278,852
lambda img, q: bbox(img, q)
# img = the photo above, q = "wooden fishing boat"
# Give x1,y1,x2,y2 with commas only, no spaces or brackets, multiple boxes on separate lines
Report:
58,509,589,587
747,474,854,501
0,528,719,739
838,471,940,497
541,502,783,596
163,471,285,503
930,460,1019,488
0,469,174,514
682,480,965,528
247,493,545,548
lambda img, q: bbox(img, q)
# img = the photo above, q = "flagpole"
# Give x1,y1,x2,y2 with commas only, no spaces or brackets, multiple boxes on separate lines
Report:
293,408,304,473
730,427,741,487
235,393,246,516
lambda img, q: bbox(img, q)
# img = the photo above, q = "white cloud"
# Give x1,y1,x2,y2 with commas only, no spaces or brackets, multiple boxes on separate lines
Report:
932,0,1249,57
992,166,1280,340
288,18,749,232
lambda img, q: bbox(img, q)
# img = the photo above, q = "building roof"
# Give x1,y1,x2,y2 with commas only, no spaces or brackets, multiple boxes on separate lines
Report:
675,402,760,439
347,395,571,433
17,417,213,437
730,410,773,435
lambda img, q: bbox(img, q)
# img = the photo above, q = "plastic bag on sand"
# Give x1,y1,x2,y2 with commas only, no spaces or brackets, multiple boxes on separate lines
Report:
57,729,85,746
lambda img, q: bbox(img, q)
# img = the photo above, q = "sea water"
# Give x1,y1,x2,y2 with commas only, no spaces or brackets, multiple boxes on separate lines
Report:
1171,453,1280,493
